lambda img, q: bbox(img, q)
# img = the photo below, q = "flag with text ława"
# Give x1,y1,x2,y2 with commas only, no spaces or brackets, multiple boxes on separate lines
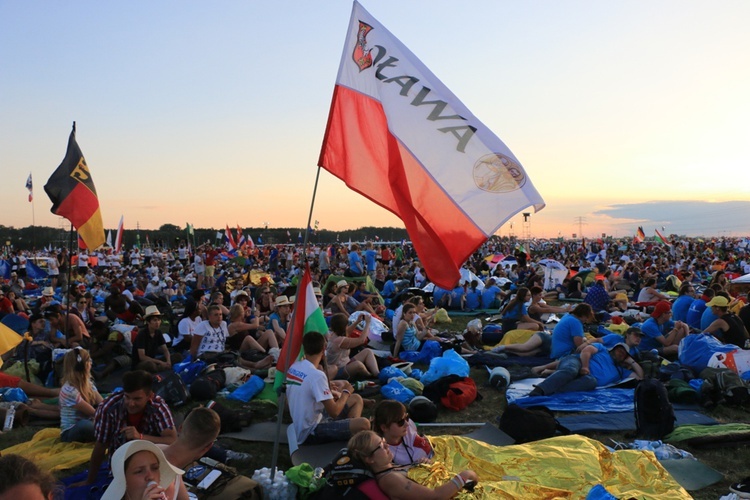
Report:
44,123,105,249
318,1,545,289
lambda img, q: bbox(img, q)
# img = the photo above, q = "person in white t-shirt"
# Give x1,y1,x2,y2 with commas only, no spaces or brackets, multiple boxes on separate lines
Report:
190,305,229,359
286,331,370,445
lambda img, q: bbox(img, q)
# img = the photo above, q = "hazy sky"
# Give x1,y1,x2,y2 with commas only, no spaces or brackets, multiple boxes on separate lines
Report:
2,1,748,239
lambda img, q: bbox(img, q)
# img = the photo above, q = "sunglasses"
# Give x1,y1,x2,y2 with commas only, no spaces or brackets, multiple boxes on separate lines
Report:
367,438,387,456
393,414,409,427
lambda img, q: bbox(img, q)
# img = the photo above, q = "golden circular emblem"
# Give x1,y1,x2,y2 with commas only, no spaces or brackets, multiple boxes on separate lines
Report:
336,456,351,465
473,153,526,193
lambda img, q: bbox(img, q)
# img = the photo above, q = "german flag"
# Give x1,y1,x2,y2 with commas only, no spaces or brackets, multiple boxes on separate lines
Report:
44,123,105,249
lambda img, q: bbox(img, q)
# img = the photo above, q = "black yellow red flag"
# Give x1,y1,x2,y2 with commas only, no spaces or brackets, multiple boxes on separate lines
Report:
44,123,105,249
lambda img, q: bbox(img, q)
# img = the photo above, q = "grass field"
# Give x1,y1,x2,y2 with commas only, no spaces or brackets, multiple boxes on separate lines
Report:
1,315,748,499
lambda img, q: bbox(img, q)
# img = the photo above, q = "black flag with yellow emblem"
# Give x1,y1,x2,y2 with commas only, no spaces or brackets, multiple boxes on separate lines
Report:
44,122,105,249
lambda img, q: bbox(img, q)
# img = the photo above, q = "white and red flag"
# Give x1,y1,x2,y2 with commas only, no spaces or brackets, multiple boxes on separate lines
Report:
115,215,124,253
319,1,544,289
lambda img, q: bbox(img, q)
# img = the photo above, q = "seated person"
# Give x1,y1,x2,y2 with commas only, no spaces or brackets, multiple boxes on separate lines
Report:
373,400,434,465
160,406,261,496
608,293,630,313
702,296,750,347
102,440,186,500
75,370,177,487
326,313,379,380
481,278,505,310
636,278,670,305
527,286,570,322
190,305,231,361
392,303,424,358
583,280,610,312
132,306,173,373
639,301,689,357
59,348,102,443
549,303,596,359
286,331,370,445
90,321,133,380
347,430,478,499
529,342,643,396
500,287,544,333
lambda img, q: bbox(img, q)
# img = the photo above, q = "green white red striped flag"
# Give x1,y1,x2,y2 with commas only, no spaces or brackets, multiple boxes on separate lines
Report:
275,264,328,390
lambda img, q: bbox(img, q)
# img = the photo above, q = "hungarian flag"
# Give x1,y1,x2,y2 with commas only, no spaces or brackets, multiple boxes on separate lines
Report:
44,123,105,250
318,1,544,289
275,263,328,391
655,229,671,246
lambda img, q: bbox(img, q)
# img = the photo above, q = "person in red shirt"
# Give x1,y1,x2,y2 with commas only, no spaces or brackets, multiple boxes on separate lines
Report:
203,245,220,288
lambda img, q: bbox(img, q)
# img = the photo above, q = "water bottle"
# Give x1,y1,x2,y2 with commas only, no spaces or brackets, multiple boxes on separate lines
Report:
3,403,16,431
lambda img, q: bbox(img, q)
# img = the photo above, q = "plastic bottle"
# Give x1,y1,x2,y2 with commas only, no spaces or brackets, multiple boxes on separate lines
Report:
3,403,16,431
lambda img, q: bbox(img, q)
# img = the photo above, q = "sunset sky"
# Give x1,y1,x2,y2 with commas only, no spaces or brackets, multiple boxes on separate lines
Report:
1,1,748,240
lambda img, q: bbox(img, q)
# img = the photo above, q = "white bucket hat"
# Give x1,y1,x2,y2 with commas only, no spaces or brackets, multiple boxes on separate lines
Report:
102,440,184,499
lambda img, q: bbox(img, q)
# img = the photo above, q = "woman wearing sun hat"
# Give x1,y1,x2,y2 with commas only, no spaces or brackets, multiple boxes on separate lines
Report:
102,440,186,500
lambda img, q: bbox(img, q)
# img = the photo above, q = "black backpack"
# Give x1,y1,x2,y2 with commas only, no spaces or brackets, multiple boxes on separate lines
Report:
634,379,675,439
308,448,377,500
498,404,570,444
152,370,189,408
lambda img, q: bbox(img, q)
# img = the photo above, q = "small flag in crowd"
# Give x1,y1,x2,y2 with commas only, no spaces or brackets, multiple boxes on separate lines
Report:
634,226,645,243
43,123,105,250
655,229,671,247
26,173,33,202
115,215,124,253
276,264,328,391
318,2,544,289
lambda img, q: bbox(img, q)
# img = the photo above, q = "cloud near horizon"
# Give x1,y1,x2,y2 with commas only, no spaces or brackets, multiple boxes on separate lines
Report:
593,200,750,236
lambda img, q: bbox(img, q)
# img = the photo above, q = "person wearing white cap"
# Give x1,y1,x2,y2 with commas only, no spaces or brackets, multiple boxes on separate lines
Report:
102,440,185,500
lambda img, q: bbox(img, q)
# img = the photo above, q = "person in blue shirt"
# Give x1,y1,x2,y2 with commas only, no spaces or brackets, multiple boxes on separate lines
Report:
381,275,398,298
348,244,364,277
549,303,596,359
464,280,482,311
480,278,504,310
671,283,695,323
593,327,643,358
500,287,544,333
583,280,610,312
529,343,642,396
363,242,378,278
686,289,713,330
449,284,466,311
639,300,689,356
432,286,451,308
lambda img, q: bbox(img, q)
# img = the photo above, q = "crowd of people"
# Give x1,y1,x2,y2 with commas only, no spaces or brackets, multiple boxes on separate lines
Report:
1,234,750,497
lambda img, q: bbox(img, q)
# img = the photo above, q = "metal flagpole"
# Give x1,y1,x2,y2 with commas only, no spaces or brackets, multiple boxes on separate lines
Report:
269,166,322,479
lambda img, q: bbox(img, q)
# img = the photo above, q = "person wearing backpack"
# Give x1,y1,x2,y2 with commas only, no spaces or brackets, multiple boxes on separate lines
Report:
529,343,643,396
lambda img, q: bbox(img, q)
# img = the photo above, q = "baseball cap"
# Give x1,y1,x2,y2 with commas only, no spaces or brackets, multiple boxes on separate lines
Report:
651,301,672,318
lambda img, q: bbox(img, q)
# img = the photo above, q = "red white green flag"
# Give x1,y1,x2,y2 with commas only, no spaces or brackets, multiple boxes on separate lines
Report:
654,229,671,246
275,264,328,390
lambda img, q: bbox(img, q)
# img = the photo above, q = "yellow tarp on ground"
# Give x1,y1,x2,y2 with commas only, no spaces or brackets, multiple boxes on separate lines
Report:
407,435,691,499
0,427,93,471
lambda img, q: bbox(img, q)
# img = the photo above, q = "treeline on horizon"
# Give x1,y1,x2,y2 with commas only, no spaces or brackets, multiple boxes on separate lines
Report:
0,224,411,251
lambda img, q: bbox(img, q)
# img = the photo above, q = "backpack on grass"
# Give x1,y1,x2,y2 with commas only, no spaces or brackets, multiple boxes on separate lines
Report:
152,370,189,408
499,404,570,444
634,379,675,439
